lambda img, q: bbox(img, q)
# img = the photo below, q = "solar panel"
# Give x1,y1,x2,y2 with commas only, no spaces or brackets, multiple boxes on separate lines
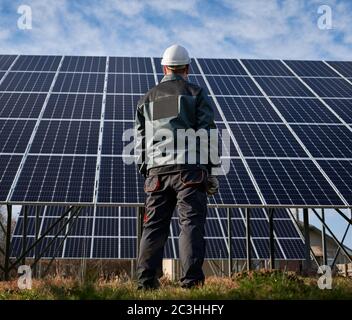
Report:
323,99,352,123
12,206,305,260
270,98,341,123
0,119,36,153
2,55,352,263
12,55,61,72
53,73,105,93
241,59,293,76
0,55,17,70
326,61,352,77
0,92,46,118
254,77,315,97
230,123,307,157
302,78,352,97
0,72,55,92
247,158,343,206
291,124,352,158
43,94,103,120
216,96,282,122
284,60,339,77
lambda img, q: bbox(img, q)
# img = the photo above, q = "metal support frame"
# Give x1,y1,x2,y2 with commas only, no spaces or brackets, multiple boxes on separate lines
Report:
268,208,275,270
245,208,251,271
21,206,28,266
227,208,232,277
3,206,77,276
312,208,352,265
3,205,12,280
303,208,312,272
321,209,328,266
41,207,82,277
33,206,40,278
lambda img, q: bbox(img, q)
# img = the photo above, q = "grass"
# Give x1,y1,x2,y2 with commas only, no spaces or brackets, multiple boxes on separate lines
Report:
0,270,352,300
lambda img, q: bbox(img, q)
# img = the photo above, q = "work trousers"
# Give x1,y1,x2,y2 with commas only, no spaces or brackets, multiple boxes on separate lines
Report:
137,168,208,287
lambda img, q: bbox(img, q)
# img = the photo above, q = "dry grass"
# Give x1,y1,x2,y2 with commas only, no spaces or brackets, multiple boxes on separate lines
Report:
1,270,352,300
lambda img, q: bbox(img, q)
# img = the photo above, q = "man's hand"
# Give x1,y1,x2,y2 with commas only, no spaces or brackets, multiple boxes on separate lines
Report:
206,175,219,196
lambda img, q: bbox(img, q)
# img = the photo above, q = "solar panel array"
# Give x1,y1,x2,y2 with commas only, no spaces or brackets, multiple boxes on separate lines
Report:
1,55,352,207
12,206,305,260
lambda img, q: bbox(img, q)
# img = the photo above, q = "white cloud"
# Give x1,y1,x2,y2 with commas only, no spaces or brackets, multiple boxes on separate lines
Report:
0,0,351,60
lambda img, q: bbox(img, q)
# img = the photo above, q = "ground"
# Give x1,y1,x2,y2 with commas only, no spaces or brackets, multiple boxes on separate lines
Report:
0,270,352,300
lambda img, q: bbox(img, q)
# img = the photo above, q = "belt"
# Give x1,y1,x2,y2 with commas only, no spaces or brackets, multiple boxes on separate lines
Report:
147,164,208,176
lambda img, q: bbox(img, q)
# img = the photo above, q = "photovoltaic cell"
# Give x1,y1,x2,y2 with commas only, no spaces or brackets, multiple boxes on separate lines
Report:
65,237,91,258
98,156,144,204
0,55,17,70
109,57,153,73
0,72,5,80
30,120,100,154
207,76,263,96
0,72,55,92
241,59,293,76
326,61,352,77
323,99,352,123
208,159,262,206
11,155,97,203
43,93,103,120
230,123,307,157
318,160,352,205
271,97,340,123
215,96,282,122
284,60,339,77
61,56,106,72
105,94,141,120
53,73,105,93
0,119,36,153
102,121,133,155
255,77,315,97
247,158,344,206
198,58,247,75
0,155,22,201
12,55,61,72
302,78,352,97
291,124,352,158
0,93,46,118
107,74,155,93
278,239,306,259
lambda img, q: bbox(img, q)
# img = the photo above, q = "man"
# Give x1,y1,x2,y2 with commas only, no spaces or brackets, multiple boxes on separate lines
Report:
135,44,220,290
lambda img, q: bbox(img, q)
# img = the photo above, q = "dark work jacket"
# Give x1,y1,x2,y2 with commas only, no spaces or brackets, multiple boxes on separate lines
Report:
134,73,221,177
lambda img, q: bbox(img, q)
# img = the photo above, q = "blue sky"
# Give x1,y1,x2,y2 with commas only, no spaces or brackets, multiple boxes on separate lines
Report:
1,0,352,249
0,0,352,59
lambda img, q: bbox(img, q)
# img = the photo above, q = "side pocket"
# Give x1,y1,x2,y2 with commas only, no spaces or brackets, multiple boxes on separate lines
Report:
144,175,161,192
180,169,205,187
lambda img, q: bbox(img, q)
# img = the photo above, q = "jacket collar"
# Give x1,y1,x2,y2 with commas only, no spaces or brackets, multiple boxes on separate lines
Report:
160,73,186,83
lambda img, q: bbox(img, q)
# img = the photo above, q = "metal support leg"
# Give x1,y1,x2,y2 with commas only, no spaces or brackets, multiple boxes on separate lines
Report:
269,208,275,270
321,209,327,266
303,208,311,272
227,208,232,277
246,208,251,271
4,205,12,280
22,206,28,266
33,206,40,278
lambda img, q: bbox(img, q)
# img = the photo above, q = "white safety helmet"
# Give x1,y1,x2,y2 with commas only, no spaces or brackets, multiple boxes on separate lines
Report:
161,44,191,67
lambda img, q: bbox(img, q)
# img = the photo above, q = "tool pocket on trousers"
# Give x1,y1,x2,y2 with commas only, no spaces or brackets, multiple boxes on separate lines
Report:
180,169,205,187
144,175,161,192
